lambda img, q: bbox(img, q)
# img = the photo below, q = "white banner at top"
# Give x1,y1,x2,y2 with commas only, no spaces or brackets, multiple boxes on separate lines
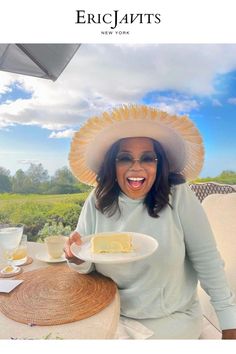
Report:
0,0,235,43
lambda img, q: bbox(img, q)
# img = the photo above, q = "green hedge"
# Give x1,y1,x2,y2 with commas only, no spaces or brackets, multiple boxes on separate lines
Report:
0,192,89,241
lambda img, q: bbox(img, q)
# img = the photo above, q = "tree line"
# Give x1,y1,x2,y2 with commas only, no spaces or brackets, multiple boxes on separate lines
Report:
1,164,235,195
0,164,91,194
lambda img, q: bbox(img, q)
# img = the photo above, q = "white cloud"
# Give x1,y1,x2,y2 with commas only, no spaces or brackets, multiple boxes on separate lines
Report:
212,98,222,107
150,95,200,114
1,44,236,130
0,72,17,94
0,119,14,129
17,159,40,165
49,129,76,139
228,97,236,105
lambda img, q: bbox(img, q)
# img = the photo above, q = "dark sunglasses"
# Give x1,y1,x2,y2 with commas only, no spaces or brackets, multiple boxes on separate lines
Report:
116,152,158,168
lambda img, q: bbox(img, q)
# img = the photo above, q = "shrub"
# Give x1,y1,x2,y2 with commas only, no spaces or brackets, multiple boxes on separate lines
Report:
0,192,88,241
37,221,72,242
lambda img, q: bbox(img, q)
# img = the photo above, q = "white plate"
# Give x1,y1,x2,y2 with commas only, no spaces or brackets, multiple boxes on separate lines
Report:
35,250,66,263
71,232,158,264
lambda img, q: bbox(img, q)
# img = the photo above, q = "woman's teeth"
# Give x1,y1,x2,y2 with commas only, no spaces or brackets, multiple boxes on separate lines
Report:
127,177,145,188
128,177,145,181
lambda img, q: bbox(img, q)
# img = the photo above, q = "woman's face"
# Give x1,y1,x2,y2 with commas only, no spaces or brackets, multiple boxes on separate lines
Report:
115,137,157,199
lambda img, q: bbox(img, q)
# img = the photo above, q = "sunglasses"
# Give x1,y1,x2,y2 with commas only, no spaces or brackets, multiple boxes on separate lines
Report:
116,152,158,168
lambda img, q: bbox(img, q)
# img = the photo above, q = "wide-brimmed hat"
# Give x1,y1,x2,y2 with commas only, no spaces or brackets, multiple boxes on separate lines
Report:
69,105,204,186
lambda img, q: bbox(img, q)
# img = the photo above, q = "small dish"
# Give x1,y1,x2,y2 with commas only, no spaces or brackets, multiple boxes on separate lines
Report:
35,250,66,263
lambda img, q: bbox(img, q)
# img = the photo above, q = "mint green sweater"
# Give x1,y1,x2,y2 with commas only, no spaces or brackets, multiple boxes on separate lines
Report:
73,183,236,330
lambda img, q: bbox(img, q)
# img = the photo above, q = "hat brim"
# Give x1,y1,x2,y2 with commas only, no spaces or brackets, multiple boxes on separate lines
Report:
69,105,204,186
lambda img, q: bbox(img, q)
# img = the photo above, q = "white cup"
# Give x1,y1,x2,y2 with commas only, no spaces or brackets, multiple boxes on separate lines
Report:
45,236,67,259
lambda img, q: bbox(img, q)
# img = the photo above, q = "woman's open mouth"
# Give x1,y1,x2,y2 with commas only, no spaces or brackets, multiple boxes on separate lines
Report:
127,177,146,189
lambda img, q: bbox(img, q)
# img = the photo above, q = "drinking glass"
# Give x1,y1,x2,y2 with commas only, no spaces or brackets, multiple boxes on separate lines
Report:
0,223,24,275
13,234,28,265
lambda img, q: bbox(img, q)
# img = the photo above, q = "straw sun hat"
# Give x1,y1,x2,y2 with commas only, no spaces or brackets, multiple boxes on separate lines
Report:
69,105,204,186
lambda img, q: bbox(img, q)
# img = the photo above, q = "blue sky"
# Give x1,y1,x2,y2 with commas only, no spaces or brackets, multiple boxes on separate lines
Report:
0,44,236,178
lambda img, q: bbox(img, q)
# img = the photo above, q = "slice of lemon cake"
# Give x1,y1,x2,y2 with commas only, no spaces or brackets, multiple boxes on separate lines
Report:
91,233,132,253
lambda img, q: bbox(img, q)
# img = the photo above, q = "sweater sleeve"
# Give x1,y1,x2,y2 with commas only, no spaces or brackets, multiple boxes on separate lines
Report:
67,259,95,274
176,183,236,330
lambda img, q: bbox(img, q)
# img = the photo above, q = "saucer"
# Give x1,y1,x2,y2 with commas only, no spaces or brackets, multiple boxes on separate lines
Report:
0,266,23,278
35,250,66,263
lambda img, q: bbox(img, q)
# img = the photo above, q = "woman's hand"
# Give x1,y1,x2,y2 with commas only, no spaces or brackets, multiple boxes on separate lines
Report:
64,230,85,265
222,328,236,339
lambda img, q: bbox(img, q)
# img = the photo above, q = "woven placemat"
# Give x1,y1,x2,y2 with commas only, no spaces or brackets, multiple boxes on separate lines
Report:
0,264,117,326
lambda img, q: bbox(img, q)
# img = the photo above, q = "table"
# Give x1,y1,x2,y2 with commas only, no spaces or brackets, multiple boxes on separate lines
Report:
0,242,120,339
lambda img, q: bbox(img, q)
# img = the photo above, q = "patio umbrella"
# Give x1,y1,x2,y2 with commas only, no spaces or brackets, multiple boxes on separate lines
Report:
0,43,80,81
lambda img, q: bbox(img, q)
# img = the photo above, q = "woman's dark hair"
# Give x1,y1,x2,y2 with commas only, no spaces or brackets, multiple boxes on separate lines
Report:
95,138,185,218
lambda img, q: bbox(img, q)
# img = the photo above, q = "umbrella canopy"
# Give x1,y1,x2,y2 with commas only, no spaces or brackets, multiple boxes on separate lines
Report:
0,44,80,81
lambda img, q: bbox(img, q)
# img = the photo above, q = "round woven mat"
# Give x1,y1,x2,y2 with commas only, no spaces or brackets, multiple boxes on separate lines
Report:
0,264,117,326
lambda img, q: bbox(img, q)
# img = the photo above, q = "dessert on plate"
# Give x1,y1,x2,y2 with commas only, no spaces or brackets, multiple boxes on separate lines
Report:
91,233,133,254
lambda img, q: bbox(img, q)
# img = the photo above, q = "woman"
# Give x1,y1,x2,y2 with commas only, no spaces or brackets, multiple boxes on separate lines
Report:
65,105,236,339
